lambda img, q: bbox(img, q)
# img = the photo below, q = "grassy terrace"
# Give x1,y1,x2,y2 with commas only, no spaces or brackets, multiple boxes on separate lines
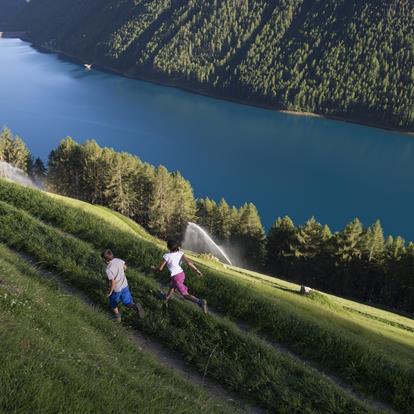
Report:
1,179,413,412
0,244,236,414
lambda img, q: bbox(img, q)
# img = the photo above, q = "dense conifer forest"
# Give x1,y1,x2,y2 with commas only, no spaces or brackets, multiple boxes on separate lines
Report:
1,127,413,315
3,0,414,131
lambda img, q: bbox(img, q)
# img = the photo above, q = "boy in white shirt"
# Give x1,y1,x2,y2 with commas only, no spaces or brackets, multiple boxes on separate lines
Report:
102,249,145,322
152,240,207,314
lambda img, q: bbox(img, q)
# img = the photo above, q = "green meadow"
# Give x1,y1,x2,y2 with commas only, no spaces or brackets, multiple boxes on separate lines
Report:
1,179,413,413
0,244,238,414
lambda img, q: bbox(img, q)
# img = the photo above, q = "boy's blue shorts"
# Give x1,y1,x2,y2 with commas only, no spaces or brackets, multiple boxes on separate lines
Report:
109,287,133,309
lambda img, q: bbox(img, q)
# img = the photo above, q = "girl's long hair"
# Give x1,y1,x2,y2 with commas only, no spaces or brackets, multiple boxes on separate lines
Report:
167,240,180,252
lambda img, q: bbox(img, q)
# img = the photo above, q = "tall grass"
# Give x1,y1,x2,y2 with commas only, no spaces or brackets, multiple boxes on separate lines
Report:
1,180,413,412
0,244,236,414
0,199,371,414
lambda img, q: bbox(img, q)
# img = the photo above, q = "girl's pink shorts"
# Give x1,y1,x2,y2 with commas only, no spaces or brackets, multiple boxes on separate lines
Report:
170,272,188,295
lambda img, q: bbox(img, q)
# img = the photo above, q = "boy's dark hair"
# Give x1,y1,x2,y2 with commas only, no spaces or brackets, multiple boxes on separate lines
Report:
101,249,114,263
167,240,180,252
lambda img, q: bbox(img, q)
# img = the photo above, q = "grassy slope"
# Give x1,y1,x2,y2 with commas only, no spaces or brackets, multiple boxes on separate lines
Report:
0,244,236,414
1,180,413,412
0,183,373,414
49,190,414,410
54,191,414,363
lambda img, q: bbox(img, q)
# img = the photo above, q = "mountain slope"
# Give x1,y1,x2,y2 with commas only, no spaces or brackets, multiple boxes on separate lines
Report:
0,243,238,414
5,0,414,131
1,179,413,413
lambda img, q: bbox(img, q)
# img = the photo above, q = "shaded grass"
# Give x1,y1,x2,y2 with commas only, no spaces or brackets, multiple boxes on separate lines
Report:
0,199,372,414
0,244,236,414
1,180,413,412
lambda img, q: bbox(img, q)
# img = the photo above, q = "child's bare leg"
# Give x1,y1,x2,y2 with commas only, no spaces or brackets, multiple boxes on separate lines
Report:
165,288,175,301
183,294,208,315
112,306,122,322
183,294,199,304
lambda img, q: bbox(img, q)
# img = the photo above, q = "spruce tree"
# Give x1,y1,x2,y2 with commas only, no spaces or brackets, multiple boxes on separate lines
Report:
362,220,385,263
385,235,405,260
295,217,330,259
228,206,240,240
168,172,196,240
131,162,155,227
213,198,233,242
236,202,266,268
147,166,175,238
334,218,364,262
0,127,31,172
196,197,217,234
266,215,297,272
79,140,105,203
103,152,137,217
47,137,81,196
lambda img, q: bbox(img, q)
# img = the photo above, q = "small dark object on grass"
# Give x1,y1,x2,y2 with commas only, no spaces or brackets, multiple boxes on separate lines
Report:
300,286,312,295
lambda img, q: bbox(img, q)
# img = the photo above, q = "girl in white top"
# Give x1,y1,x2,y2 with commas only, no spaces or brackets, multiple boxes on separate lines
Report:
153,240,208,314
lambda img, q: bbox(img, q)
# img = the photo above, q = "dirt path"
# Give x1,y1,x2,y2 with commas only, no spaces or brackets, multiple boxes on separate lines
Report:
155,288,396,414
205,308,397,414
20,253,262,414
19,251,396,414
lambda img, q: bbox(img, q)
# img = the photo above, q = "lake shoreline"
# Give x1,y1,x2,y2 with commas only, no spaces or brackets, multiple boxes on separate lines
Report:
23,38,413,137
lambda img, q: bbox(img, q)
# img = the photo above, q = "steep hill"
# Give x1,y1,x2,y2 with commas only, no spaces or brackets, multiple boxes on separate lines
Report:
1,178,413,413
0,243,239,414
5,0,414,131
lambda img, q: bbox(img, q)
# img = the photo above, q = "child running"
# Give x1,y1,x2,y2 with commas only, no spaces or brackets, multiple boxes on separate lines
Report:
152,240,208,314
101,249,145,322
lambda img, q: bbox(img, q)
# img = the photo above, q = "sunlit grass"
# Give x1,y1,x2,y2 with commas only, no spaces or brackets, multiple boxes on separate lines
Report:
0,196,372,413
0,244,236,414
1,179,413,412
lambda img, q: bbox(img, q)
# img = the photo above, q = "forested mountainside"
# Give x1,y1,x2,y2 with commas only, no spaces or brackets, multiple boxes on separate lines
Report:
5,0,414,130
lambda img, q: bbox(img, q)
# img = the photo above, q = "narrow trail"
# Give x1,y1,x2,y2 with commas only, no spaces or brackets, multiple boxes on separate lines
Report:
18,252,263,414
165,285,398,414
18,235,395,414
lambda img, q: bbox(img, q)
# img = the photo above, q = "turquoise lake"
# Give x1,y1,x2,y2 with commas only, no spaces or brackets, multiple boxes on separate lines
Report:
1,38,413,239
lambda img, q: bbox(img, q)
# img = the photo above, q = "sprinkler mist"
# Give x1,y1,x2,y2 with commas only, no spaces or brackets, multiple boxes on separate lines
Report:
0,161,39,188
182,222,232,265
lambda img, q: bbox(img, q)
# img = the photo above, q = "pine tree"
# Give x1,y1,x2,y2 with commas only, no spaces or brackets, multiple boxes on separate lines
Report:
0,127,31,172
196,197,217,234
213,198,233,242
334,218,364,262
295,217,330,259
228,206,240,239
385,235,405,260
168,172,196,240
79,140,105,203
266,215,297,272
131,162,155,227
147,166,175,238
362,220,385,263
103,152,137,217
47,137,81,196
236,202,266,268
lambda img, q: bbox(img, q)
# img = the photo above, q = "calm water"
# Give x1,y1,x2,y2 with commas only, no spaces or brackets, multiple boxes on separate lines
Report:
1,38,413,239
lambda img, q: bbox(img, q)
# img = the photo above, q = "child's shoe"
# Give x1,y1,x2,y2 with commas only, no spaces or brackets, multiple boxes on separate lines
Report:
199,299,208,315
115,313,122,323
135,302,146,319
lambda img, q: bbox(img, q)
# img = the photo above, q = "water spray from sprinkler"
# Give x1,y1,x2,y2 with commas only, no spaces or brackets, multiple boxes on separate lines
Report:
182,222,232,265
0,161,39,188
